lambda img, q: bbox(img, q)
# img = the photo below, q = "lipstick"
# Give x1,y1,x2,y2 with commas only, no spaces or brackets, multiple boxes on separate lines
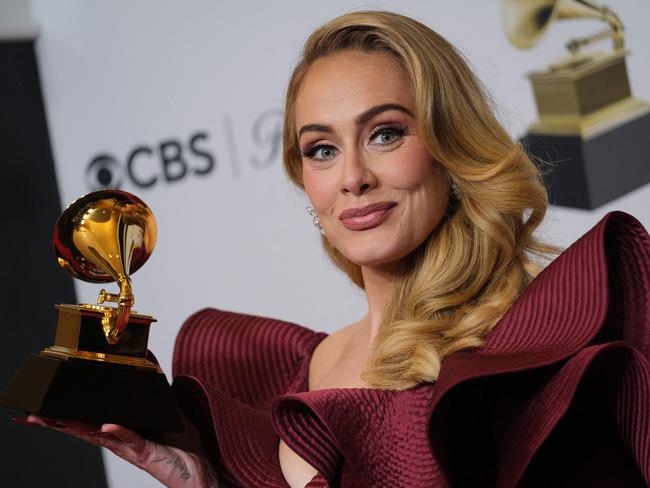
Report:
339,202,396,231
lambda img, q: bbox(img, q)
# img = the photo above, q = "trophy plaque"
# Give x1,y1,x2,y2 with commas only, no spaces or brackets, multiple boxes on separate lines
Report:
0,190,183,433
502,0,650,209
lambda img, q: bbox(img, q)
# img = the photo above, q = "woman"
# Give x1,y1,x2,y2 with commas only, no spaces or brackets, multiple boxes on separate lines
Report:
23,10,650,488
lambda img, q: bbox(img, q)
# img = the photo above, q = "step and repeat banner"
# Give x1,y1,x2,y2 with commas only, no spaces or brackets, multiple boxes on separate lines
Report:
5,1,650,486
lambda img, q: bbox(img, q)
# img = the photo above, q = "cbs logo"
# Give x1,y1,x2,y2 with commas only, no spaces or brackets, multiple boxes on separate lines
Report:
86,131,215,190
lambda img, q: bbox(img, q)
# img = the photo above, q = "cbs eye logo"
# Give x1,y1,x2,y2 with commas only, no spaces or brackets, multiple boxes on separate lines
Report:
86,131,215,191
86,154,123,189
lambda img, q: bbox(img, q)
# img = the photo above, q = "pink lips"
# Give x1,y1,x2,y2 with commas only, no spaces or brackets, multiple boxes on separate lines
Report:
339,202,397,231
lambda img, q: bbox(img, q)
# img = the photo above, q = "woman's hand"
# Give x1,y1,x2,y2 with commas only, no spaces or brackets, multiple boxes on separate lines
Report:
21,415,220,488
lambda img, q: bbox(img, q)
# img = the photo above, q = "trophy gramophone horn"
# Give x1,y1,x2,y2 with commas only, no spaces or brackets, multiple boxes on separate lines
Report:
53,190,157,345
502,0,624,54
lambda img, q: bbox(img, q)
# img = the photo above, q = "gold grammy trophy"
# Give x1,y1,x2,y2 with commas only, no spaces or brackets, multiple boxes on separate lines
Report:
0,190,183,432
502,0,650,209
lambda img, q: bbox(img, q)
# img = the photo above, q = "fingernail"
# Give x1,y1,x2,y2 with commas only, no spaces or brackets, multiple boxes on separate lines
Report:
11,417,39,426
42,418,67,428
89,430,112,437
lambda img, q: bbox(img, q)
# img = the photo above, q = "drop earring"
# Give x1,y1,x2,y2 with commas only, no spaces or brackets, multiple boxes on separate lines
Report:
306,206,325,235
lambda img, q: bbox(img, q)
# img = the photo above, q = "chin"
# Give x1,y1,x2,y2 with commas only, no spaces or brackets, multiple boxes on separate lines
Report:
338,240,412,269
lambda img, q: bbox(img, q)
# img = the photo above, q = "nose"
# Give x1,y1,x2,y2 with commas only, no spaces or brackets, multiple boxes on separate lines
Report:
340,149,378,196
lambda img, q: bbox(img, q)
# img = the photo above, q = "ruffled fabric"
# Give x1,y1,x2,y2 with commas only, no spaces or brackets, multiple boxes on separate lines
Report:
273,386,444,487
172,310,326,487
172,211,650,487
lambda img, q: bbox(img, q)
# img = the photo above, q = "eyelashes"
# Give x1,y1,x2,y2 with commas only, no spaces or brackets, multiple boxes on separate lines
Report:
301,125,407,162
302,144,336,161
369,125,406,145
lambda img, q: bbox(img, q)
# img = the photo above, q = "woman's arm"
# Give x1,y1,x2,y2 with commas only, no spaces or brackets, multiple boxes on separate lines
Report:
23,415,221,488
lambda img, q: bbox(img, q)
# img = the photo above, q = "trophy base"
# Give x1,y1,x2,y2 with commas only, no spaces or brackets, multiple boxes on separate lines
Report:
41,345,156,369
522,111,650,209
0,353,184,433
528,51,635,138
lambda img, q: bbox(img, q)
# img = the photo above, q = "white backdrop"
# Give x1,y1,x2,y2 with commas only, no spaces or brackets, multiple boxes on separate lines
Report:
26,1,650,486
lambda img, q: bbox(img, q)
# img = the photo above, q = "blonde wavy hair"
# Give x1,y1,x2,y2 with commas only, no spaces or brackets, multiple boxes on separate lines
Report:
283,11,555,389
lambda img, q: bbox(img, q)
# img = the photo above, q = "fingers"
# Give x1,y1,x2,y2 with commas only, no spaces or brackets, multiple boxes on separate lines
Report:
25,414,64,427
78,423,155,466
18,415,106,449
27,414,99,436
27,414,94,429
13,415,218,486
100,424,147,452
20,415,133,451
11,415,42,428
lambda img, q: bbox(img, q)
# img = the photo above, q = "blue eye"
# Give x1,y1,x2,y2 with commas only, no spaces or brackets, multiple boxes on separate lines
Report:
303,145,338,161
370,127,406,145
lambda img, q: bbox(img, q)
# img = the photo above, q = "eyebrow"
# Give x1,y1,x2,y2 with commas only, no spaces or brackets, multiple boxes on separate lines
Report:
297,103,414,138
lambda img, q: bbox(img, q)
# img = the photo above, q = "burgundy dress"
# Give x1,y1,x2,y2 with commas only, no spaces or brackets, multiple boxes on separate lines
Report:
171,211,650,487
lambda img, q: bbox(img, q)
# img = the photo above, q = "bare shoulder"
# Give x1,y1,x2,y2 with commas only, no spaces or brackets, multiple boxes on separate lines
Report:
308,321,361,389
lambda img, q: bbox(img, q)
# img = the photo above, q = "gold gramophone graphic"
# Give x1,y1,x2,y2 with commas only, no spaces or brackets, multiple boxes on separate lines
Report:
502,0,650,209
0,190,182,432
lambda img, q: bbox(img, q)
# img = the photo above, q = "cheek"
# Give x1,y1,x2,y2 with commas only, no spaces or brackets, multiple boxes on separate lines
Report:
391,157,449,221
384,147,444,192
303,169,337,213
421,165,450,210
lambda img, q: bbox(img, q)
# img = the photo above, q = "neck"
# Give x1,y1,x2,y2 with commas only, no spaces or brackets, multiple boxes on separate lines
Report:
359,264,401,348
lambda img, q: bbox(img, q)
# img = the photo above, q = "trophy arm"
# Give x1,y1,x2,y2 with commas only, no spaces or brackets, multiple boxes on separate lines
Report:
565,4,625,53
602,6,624,50
101,276,135,345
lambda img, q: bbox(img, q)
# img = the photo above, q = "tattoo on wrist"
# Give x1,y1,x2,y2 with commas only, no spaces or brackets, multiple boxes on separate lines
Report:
152,452,192,480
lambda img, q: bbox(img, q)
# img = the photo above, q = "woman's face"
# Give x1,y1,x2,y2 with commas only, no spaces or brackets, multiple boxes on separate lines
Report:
295,49,449,269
